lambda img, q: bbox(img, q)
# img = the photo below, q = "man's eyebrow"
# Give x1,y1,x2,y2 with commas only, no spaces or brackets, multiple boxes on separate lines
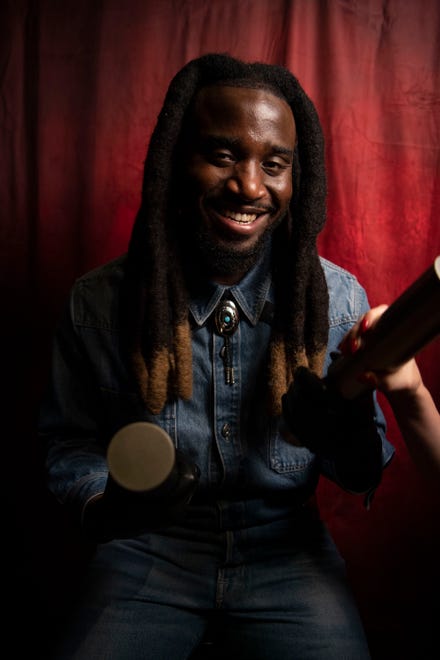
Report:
270,145,295,157
199,135,240,149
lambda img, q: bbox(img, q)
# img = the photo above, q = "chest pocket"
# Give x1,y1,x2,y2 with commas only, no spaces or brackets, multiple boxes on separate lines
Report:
267,416,316,475
247,400,318,489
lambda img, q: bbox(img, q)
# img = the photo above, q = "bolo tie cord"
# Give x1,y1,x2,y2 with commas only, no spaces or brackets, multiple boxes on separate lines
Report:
214,299,239,385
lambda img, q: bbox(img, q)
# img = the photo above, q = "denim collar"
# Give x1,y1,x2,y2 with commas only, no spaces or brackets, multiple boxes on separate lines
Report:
188,244,274,328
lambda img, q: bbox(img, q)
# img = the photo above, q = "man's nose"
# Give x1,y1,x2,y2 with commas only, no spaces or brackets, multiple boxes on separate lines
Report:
226,161,266,200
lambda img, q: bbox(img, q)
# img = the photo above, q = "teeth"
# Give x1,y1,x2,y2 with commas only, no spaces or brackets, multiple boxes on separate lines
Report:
225,210,258,223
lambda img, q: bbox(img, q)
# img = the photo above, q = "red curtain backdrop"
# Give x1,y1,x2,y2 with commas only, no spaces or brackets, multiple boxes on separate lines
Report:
2,1,439,657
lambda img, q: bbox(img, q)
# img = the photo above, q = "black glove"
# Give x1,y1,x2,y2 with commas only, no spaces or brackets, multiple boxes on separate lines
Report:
281,366,383,493
82,450,200,543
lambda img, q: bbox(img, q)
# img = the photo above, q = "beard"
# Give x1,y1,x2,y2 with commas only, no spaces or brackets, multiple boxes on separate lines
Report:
195,225,268,279
188,212,286,282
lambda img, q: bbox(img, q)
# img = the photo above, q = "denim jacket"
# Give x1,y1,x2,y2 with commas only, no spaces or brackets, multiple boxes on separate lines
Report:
39,249,394,530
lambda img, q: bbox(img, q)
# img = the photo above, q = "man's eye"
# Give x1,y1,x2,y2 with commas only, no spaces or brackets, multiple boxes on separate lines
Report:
210,151,235,165
263,160,289,175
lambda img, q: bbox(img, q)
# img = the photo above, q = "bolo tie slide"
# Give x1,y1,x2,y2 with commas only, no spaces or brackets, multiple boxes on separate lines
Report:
214,299,239,385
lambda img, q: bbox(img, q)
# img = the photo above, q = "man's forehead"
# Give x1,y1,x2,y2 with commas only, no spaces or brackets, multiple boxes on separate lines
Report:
191,84,295,132
194,83,289,107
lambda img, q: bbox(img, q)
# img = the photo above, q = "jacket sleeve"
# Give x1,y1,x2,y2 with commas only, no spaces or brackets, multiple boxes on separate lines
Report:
38,287,109,524
297,260,395,503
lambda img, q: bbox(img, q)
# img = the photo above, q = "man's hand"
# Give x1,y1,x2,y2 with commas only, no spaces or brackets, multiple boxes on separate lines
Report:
82,451,200,543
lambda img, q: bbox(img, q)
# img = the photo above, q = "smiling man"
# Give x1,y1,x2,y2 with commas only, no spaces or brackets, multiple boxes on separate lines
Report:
181,85,296,283
39,54,398,659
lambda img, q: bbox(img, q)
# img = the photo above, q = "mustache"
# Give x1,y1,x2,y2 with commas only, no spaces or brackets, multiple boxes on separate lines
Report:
208,197,277,215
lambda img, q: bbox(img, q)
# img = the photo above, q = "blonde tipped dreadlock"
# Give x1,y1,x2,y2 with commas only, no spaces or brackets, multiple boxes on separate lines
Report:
121,53,329,416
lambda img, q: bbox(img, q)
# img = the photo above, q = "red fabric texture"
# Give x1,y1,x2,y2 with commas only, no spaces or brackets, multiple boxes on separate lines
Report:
2,1,439,657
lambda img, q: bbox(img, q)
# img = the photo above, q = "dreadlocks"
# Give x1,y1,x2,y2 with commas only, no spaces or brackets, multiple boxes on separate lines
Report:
121,53,329,416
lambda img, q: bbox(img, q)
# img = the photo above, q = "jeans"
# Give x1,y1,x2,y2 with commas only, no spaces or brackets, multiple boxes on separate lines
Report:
51,504,371,660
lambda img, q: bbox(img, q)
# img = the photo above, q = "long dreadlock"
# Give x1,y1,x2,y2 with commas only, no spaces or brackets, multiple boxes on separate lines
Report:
121,53,329,416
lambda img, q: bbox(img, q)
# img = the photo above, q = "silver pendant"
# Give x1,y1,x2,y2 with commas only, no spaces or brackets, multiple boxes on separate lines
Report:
214,299,239,336
214,299,239,385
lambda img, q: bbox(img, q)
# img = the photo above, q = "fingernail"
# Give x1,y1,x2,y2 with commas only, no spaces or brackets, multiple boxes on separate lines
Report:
361,317,369,333
350,337,360,354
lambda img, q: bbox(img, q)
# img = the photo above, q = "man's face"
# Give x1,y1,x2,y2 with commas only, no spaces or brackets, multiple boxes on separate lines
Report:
180,85,296,283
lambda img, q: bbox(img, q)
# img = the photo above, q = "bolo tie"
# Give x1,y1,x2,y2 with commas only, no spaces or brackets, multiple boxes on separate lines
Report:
214,298,239,385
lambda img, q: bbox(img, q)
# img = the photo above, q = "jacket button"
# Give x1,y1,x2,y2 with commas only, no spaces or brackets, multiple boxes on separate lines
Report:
221,423,232,440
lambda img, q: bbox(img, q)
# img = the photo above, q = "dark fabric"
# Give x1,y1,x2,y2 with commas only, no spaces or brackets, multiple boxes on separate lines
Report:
282,366,383,493
1,1,439,658
83,450,200,543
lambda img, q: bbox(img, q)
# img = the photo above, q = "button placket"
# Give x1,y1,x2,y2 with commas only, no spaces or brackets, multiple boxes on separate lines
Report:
213,328,241,484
